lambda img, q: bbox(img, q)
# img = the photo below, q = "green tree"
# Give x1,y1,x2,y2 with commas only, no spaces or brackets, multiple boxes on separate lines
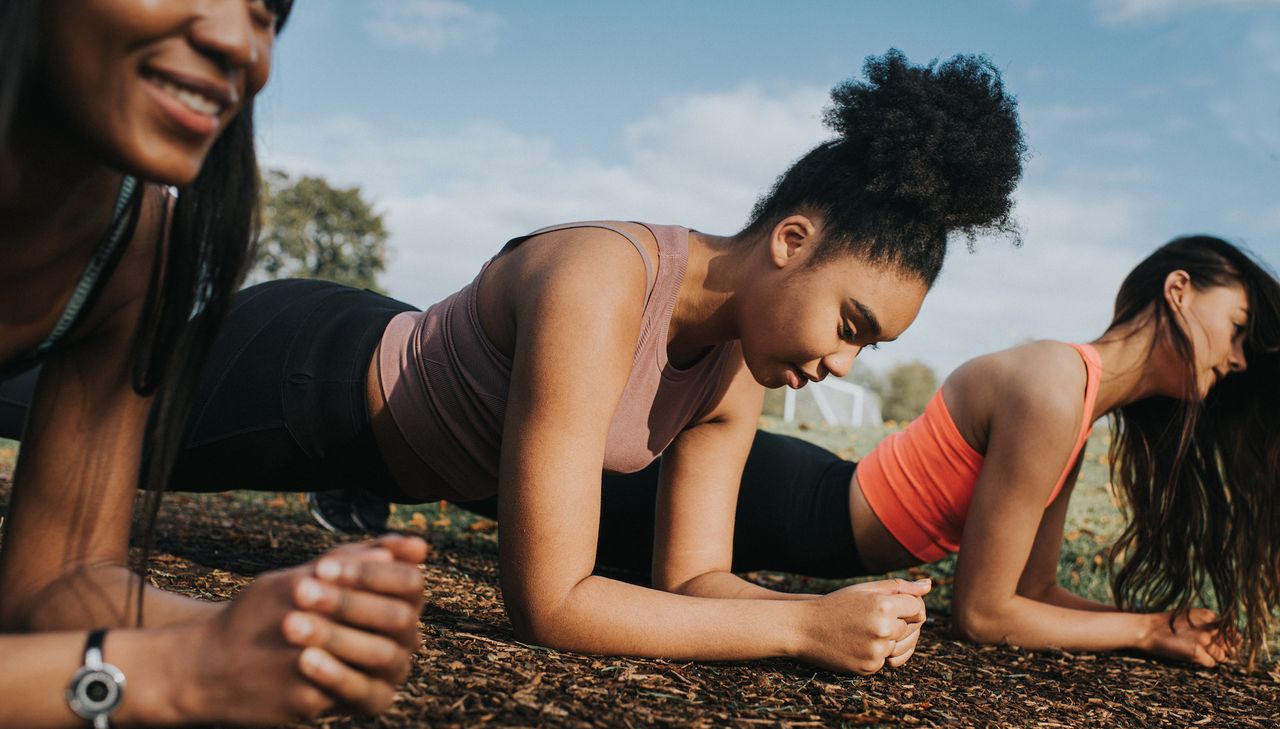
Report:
880,360,938,423
254,169,389,292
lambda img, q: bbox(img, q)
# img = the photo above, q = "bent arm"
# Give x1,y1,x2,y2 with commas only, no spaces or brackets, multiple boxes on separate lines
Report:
494,244,812,662
651,360,812,602
951,379,1146,652
0,298,216,629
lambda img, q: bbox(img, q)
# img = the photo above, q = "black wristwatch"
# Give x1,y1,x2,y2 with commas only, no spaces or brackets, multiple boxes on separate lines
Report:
66,629,126,729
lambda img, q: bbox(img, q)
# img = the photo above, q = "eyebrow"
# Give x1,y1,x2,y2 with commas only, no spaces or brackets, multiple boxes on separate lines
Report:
849,298,883,340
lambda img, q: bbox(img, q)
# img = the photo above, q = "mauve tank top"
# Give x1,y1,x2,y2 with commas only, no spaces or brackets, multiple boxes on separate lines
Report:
377,221,741,501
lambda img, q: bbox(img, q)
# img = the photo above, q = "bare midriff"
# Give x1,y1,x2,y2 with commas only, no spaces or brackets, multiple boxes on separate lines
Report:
365,346,453,502
847,470,923,573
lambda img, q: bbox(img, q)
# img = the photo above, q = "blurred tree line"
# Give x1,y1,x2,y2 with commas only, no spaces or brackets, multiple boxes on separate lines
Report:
252,169,388,291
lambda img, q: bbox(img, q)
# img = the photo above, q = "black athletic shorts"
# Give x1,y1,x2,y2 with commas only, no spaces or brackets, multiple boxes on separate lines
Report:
463,430,867,579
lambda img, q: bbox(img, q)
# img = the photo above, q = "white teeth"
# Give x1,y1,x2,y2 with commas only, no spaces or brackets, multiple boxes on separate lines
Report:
155,78,223,116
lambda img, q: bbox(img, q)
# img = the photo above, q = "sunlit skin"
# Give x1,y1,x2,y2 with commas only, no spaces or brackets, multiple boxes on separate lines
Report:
672,215,928,390
363,215,934,676
1165,276,1249,399
0,3,434,726
834,271,1253,669
35,0,276,184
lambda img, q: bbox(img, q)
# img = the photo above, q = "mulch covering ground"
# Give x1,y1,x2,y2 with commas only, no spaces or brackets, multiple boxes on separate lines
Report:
2,481,1278,728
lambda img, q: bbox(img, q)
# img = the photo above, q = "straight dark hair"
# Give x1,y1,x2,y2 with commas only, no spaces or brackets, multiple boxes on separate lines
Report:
2,0,291,622
1107,235,1280,663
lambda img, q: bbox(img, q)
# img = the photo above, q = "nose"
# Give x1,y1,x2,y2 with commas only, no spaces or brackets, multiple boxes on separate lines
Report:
1228,339,1248,374
820,344,861,380
190,1,262,70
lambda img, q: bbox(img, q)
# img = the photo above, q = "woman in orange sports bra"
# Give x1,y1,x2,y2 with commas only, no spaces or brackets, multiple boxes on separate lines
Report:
450,234,1278,667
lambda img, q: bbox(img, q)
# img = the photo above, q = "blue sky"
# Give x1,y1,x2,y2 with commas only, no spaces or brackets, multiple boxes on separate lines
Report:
255,0,1280,375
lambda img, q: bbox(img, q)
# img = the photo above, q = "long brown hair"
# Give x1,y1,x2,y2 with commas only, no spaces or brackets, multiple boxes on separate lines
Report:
1107,235,1280,662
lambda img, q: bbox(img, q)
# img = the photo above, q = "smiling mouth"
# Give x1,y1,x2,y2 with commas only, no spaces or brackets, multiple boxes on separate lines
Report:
142,69,233,119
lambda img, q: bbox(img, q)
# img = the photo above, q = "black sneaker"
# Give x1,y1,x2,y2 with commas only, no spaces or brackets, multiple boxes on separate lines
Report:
307,490,361,534
350,489,391,533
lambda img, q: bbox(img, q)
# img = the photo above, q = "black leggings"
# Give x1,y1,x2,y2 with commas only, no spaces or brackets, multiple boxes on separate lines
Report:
0,280,866,578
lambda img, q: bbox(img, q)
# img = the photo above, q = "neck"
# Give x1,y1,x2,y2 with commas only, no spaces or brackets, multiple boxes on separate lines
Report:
666,229,749,362
1088,316,1179,416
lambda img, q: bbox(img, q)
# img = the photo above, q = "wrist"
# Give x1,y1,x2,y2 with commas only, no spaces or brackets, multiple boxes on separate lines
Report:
1133,611,1161,651
111,622,215,725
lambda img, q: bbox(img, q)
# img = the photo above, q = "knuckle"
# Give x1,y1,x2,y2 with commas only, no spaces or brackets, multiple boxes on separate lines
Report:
291,685,331,719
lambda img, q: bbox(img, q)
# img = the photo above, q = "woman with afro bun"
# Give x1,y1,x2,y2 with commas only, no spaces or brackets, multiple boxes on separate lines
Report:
461,234,1280,669
2,49,1028,674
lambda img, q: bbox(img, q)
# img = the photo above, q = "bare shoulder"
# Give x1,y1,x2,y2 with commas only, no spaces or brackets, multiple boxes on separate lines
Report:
947,341,1090,446
494,221,656,305
475,221,659,361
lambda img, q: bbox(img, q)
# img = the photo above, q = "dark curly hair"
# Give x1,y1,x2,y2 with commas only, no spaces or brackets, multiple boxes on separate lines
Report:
744,49,1026,285
1106,236,1280,664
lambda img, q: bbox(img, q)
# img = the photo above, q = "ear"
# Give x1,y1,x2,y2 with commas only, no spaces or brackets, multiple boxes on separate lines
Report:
1163,270,1192,312
768,214,820,270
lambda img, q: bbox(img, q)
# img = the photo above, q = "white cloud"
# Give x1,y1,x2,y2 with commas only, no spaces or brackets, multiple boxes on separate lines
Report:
258,84,1168,376
1093,0,1280,25
365,0,501,54
261,84,828,302
871,186,1158,376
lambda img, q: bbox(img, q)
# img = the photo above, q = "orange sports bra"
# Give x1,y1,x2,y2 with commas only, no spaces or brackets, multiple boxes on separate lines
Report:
857,343,1102,562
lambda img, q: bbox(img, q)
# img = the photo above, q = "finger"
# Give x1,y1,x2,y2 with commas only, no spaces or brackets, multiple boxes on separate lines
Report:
283,612,414,683
881,593,928,620
318,542,397,563
297,646,398,715
886,629,921,668
294,578,420,646
891,616,924,643
314,559,425,602
851,578,932,597
371,533,430,564
1191,644,1217,668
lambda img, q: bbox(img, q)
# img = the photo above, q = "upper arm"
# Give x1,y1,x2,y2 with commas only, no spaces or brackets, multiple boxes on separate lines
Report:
651,354,762,591
1015,459,1082,600
951,361,1084,624
494,235,651,632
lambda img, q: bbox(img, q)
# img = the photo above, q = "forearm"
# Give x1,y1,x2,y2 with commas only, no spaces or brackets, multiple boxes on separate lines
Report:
956,593,1149,652
0,628,195,728
668,570,816,602
13,563,219,631
513,574,806,661
1036,585,1120,613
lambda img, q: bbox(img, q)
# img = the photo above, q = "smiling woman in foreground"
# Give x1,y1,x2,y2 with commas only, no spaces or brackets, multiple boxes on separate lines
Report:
0,2,427,726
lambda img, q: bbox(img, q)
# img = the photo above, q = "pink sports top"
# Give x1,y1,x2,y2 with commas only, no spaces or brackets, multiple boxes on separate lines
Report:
857,343,1102,562
376,222,741,501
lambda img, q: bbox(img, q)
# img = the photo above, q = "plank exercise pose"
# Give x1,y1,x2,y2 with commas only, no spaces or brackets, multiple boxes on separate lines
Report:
459,235,1276,668
0,51,1027,674
0,2,427,726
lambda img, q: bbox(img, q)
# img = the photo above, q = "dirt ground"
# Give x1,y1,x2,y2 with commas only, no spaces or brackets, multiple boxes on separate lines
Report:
3,477,1276,729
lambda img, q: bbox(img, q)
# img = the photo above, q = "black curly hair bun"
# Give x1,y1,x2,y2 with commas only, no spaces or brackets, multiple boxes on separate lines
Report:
746,48,1026,285
825,49,1025,240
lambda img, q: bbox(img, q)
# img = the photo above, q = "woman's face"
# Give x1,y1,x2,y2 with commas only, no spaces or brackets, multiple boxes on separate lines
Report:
737,219,929,389
1172,279,1250,399
39,0,280,184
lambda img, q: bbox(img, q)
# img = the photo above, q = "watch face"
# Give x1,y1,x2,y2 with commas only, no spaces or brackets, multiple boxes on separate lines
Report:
68,666,125,719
